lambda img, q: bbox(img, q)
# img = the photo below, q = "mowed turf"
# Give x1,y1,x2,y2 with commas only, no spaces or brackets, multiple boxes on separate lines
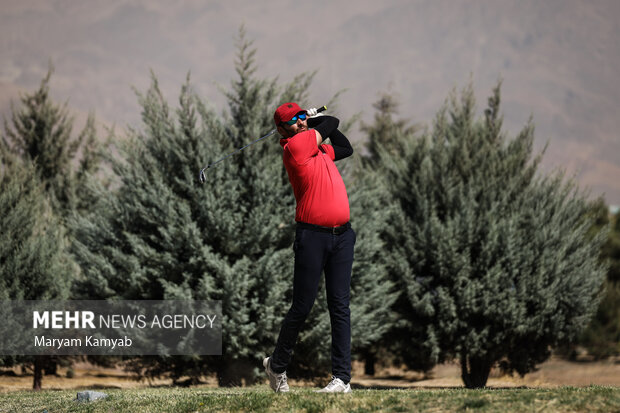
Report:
1,385,620,413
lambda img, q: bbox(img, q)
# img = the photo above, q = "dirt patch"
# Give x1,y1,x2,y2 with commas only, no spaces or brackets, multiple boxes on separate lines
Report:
1,357,620,391
351,357,620,389
0,362,176,392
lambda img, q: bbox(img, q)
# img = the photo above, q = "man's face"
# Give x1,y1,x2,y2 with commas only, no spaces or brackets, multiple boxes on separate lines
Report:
277,112,308,138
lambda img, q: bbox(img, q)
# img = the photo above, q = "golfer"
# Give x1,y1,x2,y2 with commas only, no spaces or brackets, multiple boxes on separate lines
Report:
263,102,355,393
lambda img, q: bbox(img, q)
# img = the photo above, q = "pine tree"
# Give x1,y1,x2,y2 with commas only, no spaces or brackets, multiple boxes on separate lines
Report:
0,156,72,389
361,92,420,162
1,64,100,217
72,68,278,384
577,200,620,358
377,82,608,388
0,66,103,387
339,94,424,376
346,160,400,376
579,281,620,358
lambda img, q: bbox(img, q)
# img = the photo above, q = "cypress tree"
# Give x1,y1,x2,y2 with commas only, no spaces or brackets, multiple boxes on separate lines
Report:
377,82,608,388
361,92,421,162
577,200,620,358
579,281,620,358
346,161,400,376
72,68,278,384
1,64,100,217
0,156,72,389
0,158,71,299
341,94,423,376
1,66,103,386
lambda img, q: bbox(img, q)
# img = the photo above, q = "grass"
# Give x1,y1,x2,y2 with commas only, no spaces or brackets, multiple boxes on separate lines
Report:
1,385,620,413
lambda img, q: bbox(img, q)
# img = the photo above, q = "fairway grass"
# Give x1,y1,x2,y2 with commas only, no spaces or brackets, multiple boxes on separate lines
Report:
1,385,619,413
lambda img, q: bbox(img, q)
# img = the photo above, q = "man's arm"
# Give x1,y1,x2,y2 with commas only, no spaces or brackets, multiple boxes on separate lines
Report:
328,128,353,160
307,115,353,160
308,115,339,146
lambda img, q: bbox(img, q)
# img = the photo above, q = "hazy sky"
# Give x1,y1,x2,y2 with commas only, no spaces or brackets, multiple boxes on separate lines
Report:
1,0,619,206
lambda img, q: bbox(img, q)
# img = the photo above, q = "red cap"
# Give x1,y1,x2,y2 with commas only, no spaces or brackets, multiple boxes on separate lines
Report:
274,102,306,126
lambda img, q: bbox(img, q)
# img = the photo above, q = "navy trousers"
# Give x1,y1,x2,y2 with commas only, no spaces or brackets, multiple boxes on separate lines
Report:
270,224,356,384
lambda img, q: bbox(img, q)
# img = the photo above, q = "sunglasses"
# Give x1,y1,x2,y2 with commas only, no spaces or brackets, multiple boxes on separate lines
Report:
282,112,307,126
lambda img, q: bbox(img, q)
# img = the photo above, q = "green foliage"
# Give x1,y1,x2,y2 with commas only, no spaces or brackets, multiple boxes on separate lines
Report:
72,48,292,383
602,210,620,284
611,215,620,278
580,280,620,358
1,64,101,216
0,156,72,384
0,66,103,389
374,82,608,388
361,92,421,163
359,92,435,374
577,201,620,358
0,157,71,300
347,163,400,362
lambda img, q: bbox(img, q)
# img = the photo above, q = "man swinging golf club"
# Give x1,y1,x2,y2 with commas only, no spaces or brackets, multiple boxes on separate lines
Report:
263,102,355,393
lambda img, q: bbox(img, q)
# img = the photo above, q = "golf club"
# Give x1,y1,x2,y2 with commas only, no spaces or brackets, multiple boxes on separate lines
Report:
198,105,326,183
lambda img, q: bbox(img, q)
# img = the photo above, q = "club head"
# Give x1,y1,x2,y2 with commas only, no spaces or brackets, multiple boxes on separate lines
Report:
199,168,207,184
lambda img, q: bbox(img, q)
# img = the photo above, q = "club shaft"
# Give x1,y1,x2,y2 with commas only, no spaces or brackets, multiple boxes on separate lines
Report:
204,129,276,169
199,105,327,182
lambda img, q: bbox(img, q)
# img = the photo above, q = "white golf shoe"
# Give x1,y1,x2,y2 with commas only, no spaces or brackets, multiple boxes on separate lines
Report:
315,376,352,393
263,357,289,393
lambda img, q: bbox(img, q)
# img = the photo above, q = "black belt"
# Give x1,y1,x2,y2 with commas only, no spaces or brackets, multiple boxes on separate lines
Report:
296,221,351,235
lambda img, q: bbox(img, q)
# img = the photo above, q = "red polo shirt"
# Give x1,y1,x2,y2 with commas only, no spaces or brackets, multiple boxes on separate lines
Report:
280,129,350,227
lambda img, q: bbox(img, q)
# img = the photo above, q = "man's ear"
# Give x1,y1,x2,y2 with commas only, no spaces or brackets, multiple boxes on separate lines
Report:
277,125,287,138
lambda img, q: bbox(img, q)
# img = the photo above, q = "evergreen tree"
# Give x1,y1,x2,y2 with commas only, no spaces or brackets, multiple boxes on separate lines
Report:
580,281,620,358
71,28,395,385
0,156,72,389
602,208,620,284
1,64,100,217
361,92,420,162
377,82,607,388
346,161,400,376
577,200,620,358
358,93,432,375
0,66,103,386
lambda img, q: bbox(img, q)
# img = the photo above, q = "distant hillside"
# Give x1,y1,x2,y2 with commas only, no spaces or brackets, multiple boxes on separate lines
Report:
1,0,618,203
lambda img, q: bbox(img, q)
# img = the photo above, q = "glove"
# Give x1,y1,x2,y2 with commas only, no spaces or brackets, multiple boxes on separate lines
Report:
306,107,324,118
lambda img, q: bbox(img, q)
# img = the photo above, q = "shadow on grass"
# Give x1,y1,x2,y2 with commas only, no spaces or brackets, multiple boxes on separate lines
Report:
351,383,531,391
83,372,131,378
44,384,123,391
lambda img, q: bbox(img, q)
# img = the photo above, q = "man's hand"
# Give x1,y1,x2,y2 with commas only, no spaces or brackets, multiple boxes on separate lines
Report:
306,107,324,118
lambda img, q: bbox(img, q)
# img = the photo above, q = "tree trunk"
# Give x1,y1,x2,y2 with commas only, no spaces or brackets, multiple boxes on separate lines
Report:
33,356,43,390
217,358,256,387
44,359,58,375
460,354,492,389
364,352,376,376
